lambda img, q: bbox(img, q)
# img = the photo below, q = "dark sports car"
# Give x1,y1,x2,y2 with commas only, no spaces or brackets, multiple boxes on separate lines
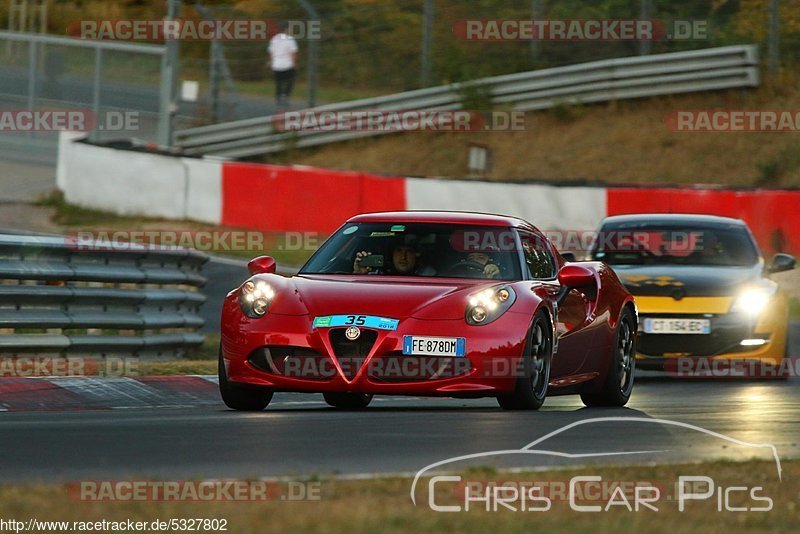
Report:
219,211,637,410
589,214,795,376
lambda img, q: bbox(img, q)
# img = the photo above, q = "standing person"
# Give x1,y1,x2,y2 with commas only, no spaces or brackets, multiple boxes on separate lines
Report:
268,22,298,107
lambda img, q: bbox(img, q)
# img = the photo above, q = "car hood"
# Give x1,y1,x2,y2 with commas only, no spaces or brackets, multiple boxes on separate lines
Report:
611,264,762,298
258,274,496,320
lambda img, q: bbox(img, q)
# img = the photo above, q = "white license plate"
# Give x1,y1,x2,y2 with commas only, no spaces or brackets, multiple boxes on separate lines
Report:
402,336,466,357
643,318,711,335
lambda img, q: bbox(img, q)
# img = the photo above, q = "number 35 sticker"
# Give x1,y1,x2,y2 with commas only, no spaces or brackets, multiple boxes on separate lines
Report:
313,315,399,330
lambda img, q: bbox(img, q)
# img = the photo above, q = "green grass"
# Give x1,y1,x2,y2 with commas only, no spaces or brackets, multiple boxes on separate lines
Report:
188,333,219,361
37,191,149,228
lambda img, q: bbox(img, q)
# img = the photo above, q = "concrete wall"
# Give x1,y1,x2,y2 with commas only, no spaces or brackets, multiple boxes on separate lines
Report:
57,132,800,256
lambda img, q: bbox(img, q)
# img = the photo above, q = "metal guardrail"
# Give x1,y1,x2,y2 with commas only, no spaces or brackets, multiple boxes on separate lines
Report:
175,45,759,159
0,234,208,357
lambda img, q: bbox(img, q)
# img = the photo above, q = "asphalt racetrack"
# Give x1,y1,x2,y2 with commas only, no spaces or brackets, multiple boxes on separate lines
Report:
0,371,797,483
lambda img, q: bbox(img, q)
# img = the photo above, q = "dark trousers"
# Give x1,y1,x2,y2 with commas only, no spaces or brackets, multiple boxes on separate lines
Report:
274,69,295,101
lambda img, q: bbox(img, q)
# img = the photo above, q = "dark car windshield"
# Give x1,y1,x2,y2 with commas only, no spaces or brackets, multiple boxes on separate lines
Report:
300,222,523,280
588,223,759,267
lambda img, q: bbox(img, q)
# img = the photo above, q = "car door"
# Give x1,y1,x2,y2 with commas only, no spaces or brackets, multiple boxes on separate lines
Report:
519,231,592,378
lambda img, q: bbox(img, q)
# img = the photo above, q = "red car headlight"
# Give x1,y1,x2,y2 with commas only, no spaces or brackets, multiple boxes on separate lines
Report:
239,279,275,318
465,286,516,325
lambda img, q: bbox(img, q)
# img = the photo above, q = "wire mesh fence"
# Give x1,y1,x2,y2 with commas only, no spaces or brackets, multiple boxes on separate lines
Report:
0,0,798,152
0,31,164,162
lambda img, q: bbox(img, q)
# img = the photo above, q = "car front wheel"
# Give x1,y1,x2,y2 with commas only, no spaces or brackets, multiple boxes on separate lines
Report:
497,312,552,410
219,348,273,411
323,392,373,409
581,307,635,407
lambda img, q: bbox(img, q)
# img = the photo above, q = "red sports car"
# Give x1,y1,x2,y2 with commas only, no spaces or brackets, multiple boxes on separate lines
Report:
219,212,637,410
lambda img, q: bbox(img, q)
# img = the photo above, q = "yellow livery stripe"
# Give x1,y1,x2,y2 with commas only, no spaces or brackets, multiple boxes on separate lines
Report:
633,296,733,314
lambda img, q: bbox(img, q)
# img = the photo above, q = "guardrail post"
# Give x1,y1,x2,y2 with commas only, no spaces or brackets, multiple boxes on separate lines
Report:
639,0,652,56
90,46,102,142
421,0,433,87
768,0,779,76
157,0,181,146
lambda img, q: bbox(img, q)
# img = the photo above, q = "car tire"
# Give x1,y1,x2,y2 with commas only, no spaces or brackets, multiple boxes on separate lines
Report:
497,311,552,410
218,348,273,411
323,392,373,409
581,307,636,407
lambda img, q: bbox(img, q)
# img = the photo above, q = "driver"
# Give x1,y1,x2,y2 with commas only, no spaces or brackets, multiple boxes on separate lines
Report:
466,251,501,279
450,250,501,279
687,232,723,264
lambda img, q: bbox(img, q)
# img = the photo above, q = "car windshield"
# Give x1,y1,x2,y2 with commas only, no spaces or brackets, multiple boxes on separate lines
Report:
589,223,759,267
300,222,523,280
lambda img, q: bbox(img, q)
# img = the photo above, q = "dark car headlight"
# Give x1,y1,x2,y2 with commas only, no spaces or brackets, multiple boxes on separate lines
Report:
239,279,275,318
465,286,516,325
730,283,777,317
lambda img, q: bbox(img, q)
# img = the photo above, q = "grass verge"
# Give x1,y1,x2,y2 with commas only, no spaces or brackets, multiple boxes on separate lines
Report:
283,72,800,186
137,360,216,376
36,191,317,267
0,460,794,533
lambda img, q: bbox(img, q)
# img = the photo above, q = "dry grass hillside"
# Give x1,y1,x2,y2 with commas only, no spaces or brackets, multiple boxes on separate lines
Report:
278,73,800,187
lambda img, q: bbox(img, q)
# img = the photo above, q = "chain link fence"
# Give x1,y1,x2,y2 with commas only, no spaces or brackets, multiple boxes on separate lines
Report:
0,1,797,154
0,31,166,162
176,0,795,124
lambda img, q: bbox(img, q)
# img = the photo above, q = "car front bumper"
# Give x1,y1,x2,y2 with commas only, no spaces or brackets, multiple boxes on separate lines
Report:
220,297,532,396
633,293,789,373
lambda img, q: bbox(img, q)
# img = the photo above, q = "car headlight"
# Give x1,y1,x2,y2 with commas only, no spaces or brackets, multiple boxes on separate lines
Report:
466,286,516,325
730,285,777,317
239,279,275,318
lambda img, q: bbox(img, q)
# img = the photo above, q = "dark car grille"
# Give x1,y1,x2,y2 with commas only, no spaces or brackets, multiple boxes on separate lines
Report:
329,328,379,380
637,315,755,357
367,352,472,382
248,346,333,380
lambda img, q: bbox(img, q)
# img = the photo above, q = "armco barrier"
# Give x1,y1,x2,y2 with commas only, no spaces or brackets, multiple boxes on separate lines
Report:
57,136,800,258
175,45,759,159
0,234,208,358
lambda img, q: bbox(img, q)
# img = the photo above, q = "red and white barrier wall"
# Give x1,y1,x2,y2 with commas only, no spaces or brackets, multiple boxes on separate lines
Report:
57,134,800,255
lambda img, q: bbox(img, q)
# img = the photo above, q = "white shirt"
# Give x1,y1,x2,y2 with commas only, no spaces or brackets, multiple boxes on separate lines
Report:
268,33,298,71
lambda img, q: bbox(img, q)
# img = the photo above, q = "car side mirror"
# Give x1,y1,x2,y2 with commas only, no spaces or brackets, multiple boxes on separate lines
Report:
768,253,796,273
556,264,596,305
561,252,576,262
248,256,277,275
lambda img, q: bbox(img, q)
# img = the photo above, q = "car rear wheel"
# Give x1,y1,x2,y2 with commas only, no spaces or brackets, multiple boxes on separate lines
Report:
219,348,273,411
323,392,373,409
497,312,552,410
581,307,635,407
